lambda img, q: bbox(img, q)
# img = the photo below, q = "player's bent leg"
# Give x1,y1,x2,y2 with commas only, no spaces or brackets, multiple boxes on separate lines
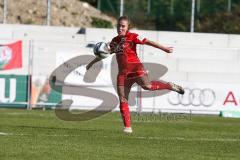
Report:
149,81,172,90
135,75,184,94
135,75,171,90
134,74,152,90
149,81,184,94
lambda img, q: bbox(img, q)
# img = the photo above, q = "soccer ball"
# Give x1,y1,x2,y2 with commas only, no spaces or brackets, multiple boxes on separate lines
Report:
93,42,110,59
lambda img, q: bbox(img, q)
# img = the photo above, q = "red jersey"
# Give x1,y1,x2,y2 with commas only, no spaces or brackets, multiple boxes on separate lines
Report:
110,31,147,77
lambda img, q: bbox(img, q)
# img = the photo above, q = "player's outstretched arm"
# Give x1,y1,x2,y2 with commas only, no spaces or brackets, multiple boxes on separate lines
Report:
145,39,173,53
86,57,101,70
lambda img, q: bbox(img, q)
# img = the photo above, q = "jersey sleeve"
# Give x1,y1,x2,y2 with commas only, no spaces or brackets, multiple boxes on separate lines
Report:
133,34,147,44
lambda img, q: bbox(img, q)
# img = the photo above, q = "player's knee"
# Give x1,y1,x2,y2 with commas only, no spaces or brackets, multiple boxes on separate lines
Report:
142,84,152,90
119,97,128,103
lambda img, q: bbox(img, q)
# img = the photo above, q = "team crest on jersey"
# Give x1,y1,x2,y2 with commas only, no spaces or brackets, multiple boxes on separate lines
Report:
110,37,134,54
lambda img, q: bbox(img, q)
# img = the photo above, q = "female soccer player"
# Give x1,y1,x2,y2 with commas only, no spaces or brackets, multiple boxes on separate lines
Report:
86,16,184,133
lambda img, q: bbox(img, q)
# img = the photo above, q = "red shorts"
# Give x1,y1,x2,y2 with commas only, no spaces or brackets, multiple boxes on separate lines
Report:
117,63,146,86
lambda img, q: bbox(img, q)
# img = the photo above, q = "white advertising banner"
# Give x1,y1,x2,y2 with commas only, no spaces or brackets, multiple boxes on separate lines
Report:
56,51,240,114
141,82,240,114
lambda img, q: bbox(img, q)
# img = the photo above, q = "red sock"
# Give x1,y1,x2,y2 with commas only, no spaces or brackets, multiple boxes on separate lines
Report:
120,102,131,128
150,81,172,91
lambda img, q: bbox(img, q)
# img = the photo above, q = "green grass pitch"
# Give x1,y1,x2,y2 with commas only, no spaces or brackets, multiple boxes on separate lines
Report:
0,108,240,160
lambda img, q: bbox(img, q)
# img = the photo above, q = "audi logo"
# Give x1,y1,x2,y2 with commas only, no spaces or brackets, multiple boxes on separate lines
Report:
167,88,216,107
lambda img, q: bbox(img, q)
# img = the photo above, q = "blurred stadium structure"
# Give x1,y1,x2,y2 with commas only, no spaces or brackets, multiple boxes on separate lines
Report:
0,0,240,117
1,0,240,33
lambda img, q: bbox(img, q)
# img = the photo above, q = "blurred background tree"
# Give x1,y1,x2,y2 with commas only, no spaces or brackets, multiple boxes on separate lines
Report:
81,0,240,34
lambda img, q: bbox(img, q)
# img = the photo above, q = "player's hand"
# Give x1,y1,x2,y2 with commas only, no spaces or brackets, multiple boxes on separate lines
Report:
164,47,173,53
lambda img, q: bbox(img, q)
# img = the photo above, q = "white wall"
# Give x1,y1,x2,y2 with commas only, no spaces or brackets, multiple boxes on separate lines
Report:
1,25,240,83
1,24,240,114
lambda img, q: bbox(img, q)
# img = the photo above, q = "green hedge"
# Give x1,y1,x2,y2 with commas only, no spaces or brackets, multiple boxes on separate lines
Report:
91,17,113,28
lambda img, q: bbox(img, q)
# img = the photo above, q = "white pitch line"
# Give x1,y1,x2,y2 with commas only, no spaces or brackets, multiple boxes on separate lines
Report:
0,132,13,136
125,136,240,142
15,134,240,142
0,132,31,136
0,132,239,142
101,135,240,142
